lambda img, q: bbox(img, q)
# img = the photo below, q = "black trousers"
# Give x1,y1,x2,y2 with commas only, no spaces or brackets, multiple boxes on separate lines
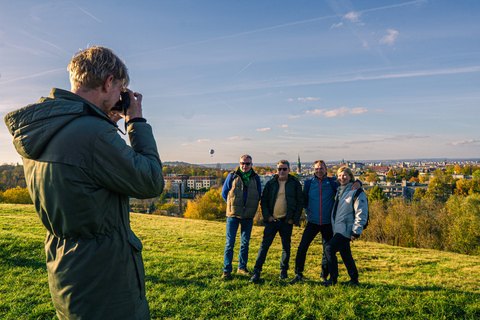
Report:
324,233,358,282
254,219,293,272
293,222,333,277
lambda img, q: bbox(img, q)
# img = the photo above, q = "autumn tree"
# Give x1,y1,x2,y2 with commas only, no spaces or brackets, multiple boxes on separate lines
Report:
426,171,455,202
455,178,480,196
386,169,395,182
368,185,388,203
444,194,480,255
184,188,226,220
413,188,427,200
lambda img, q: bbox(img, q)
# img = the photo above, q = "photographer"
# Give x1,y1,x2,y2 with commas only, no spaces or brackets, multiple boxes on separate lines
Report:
4,46,164,319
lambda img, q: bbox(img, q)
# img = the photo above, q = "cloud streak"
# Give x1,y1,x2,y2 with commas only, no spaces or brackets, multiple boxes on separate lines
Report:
256,128,271,132
451,139,480,146
229,136,253,141
305,107,368,117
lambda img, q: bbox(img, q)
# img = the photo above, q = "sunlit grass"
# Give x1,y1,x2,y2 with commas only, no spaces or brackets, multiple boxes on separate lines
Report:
1,203,479,319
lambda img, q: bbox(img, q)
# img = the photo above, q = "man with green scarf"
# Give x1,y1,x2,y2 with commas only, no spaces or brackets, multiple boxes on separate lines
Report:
221,154,262,279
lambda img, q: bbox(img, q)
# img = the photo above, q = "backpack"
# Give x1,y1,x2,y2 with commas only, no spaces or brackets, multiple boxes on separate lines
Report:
352,188,369,230
304,176,337,195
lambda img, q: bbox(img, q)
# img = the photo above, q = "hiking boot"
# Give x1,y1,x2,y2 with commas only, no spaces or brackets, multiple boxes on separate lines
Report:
279,269,288,280
237,268,251,276
322,279,337,287
249,270,261,284
221,272,232,280
288,274,303,285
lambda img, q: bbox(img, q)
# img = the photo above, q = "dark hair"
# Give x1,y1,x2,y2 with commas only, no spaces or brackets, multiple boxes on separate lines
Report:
277,159,290,169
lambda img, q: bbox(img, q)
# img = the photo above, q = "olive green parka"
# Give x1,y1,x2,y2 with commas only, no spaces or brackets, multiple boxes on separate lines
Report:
4,88,164,320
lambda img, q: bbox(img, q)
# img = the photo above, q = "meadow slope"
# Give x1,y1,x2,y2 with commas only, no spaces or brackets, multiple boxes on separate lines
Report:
1,204,479,319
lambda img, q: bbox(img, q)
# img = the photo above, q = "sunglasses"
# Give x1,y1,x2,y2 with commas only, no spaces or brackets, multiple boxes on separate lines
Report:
277,167,288,171
240,162,252,166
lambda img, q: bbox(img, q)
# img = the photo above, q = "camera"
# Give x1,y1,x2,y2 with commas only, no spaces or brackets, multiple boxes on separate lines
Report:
112,91,130,111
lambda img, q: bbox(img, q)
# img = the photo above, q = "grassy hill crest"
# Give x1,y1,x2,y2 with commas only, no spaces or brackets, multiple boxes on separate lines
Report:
1,204,479,319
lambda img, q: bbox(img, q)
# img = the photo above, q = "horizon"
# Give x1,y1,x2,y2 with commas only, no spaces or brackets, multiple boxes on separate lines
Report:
1,1,479,164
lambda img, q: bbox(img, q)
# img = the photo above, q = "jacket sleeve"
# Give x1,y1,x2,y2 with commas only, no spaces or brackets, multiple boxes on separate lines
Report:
294,180,304,226
221,173,234,202
92,121,164,199
256,176,262,200
352,192,369,236
260,181,272,220
302,179,309,208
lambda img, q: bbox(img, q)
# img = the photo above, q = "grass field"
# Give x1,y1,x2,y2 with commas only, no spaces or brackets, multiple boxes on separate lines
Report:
1,203,479,319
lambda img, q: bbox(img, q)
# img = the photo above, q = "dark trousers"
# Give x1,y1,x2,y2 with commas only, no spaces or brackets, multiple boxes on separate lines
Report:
293,222,333,278
324,233,358,282
254,219,293,272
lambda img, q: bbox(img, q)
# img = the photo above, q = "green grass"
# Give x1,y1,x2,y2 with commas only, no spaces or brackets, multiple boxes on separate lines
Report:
1,203,479,319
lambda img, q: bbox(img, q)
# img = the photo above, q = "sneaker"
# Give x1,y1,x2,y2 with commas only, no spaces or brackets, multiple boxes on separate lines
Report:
279,269,288,280
288,274,303,285
249,270,261,284
322,279,337,287
344,279,359,286
237,268,251,276
221,272,232,280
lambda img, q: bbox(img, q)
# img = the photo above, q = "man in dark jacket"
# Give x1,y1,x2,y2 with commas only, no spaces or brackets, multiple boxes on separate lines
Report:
221,154,261,279
4,47,164,319
249,160,303,284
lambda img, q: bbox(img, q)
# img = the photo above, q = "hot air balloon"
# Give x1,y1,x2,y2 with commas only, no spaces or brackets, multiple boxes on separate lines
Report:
209,149,214,157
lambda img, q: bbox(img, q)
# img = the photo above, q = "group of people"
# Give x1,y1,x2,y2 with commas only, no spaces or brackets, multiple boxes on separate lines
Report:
4,46,368,319
220,155,369,287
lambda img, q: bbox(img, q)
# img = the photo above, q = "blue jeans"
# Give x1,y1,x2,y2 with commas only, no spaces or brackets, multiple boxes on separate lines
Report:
253,219,293,272
223,217,254,273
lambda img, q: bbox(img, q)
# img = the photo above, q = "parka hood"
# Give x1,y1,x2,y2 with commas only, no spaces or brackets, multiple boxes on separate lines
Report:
4,88,116,160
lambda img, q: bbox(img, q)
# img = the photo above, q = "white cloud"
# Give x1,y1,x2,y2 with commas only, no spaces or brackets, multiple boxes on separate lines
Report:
305,106,368,117
288,115,301,119
324,106,349,117
298,97,321,102
229,136,253,141
196,139,211,143
451,139,480,146
350,107,368,114
331,22,343,29
304,109,325,115
380,29,399,45
278,124,288,128
256,127,271,132
286,98,294,102
344,11,361,23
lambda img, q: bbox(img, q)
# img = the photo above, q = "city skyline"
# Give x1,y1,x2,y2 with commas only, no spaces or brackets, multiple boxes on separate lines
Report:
1,1,479,165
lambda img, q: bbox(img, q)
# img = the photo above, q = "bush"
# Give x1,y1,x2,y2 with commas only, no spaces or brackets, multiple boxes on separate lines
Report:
184,189,226,220
2,186,32,204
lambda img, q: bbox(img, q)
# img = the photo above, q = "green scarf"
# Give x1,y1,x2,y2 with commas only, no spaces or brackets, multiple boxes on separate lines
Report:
239,169,253,187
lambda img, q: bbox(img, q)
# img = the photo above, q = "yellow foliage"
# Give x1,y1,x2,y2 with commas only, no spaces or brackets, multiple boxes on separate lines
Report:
2,186,33,204
184,189,226,220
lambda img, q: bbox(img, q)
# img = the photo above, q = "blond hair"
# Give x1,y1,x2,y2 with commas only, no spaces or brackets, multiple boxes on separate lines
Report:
68,46,130,90
337,167,354,182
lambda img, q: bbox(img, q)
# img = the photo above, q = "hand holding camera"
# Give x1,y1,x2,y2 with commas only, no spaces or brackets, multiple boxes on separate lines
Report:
111,89,143,123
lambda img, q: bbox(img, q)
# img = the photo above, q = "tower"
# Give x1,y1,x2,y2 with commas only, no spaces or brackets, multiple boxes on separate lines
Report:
297,154,301,174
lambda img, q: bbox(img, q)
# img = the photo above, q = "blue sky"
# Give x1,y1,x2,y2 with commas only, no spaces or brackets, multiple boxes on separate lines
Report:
1,0,479,165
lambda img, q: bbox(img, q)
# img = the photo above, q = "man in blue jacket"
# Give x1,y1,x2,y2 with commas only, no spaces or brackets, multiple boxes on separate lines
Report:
289,160,359,285
221,154,262,280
